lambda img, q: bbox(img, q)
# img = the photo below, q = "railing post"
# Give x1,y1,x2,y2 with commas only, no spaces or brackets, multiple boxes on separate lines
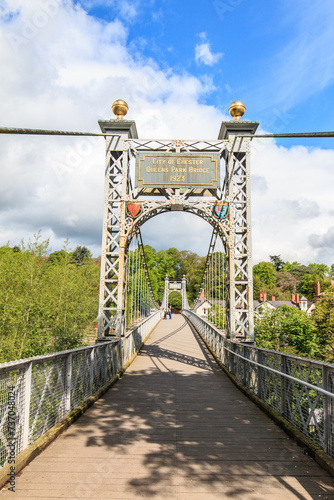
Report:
89,348,94,396
104,345,108,384
280,353,287,418
250,346,256,393
22,362,32,449
323,365,330,454
243,345,248,387
65,353,72,413
231,342,236,378
257,349,262,400
221,336,225,365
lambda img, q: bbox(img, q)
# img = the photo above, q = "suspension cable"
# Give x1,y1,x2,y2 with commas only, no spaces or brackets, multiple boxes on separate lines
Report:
194,228,226,331
0,127,333,139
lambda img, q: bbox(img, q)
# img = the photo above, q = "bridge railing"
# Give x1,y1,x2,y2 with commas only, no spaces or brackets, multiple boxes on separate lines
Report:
0,311,162,469
183,309,334,459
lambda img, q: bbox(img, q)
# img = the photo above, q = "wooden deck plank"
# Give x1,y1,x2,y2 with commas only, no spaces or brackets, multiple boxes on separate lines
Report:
1,315,334,499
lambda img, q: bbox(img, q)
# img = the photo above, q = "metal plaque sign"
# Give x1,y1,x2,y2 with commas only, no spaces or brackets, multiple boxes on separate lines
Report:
169,282,182,290
136,152,220,188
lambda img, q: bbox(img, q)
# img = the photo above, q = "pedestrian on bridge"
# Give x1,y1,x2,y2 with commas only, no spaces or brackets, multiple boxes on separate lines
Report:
169,305,172,319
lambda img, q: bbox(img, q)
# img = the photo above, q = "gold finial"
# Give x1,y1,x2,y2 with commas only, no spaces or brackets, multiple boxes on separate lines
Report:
111,99,128,119
229,101,246,121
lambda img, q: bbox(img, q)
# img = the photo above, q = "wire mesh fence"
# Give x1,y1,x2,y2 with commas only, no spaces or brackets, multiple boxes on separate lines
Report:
183,309,334,459
0,311,162,469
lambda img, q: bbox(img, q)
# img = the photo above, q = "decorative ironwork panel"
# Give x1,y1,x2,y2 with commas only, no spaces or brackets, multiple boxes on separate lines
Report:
97,117,259,340
127,138,229,153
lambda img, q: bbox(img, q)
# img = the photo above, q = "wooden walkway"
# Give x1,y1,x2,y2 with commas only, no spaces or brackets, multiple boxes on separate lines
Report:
2,315,334,499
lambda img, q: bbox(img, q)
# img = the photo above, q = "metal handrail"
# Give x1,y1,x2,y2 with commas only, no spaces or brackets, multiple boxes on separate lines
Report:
183,309,334,458
0,311,162,469
223,346,334,398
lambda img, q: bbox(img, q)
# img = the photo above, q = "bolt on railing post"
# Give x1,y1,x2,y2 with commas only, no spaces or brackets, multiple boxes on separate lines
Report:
65,353,72,414
22,362,32,449
280,354,287,418
323,365,330,454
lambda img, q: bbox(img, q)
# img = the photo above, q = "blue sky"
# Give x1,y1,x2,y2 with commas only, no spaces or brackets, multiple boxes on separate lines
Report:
0,0,334,265
78,0,334,144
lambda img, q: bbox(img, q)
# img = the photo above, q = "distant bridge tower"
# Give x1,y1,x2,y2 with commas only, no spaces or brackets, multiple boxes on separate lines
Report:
161,275,189,311
97,99,258,341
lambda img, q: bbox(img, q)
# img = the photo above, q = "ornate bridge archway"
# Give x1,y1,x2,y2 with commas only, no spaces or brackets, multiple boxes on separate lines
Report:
125,199,228,245
97,100,258,341
161,276,189,312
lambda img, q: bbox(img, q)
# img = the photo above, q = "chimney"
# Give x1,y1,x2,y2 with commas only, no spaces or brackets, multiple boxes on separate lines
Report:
200,289,205,303
263,290,267,302
291,293,296,303
259,290,264,301
271,296,275,302
316,281,321,296
295,294,300,306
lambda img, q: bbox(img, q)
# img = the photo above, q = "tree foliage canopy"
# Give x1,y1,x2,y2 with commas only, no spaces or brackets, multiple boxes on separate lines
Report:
2,236,334,365
254,255,333,301
255,306,317,357
0,236,99,363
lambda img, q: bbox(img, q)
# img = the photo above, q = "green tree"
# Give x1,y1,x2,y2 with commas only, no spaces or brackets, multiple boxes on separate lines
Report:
253,262,276,288
178,250,206,304
330,264,334,278
270,255,285,271
308,263,330,279
253,275,262,300
276,270,298,292
208,304,225,329
298,274,330,301
71,246,92,265
168,291,182,310
0,237,99,362
255,306,317,357
312,287,334,362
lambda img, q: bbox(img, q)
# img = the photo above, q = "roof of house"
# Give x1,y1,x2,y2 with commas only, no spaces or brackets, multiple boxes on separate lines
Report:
254,299,315,311
211,300,226,307
254,300,298,309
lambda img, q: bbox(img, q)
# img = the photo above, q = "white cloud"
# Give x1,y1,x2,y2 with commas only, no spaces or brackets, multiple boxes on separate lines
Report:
0,0,334,269
251,139,334,265
77,0,139,20
195,33,223,66
0,0,225,256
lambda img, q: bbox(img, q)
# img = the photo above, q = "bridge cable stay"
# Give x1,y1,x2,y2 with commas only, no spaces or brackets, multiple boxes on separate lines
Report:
193,228,226,331
125,229,159,333
1,127,334,139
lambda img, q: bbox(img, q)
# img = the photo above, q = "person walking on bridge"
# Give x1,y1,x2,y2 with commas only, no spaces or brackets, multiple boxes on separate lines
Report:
169,305,172,319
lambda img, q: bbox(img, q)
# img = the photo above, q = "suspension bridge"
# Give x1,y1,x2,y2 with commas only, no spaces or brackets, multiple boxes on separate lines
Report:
1,101,334,498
